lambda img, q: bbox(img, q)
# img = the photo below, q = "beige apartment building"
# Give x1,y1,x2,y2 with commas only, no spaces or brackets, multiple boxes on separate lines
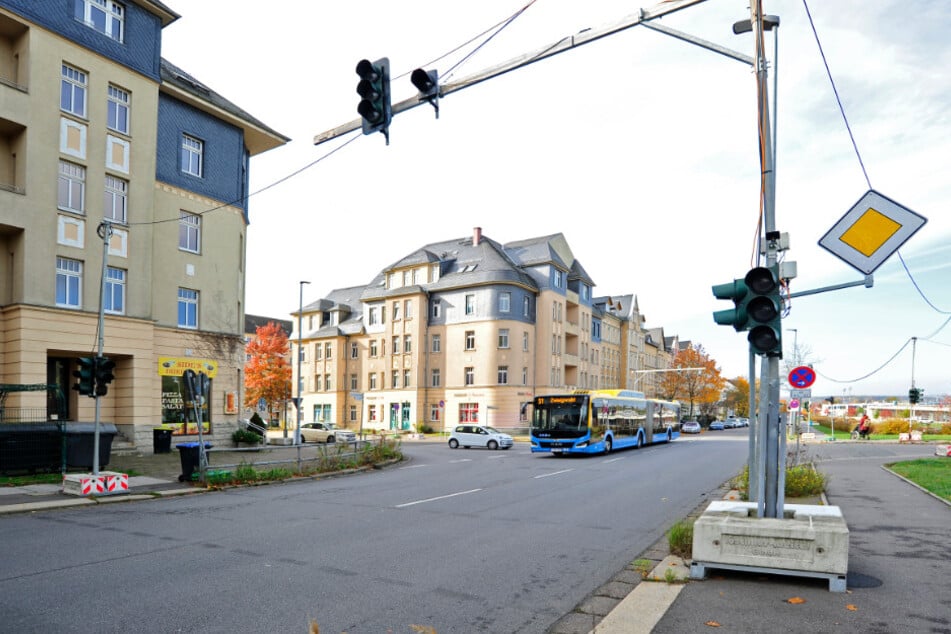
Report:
293,229,681,434
0,1,287,448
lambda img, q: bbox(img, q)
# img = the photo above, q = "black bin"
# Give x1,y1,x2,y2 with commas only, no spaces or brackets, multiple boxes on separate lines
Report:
153,428,173,454
176,442,212,482
65,423,117,469
0,423,62,474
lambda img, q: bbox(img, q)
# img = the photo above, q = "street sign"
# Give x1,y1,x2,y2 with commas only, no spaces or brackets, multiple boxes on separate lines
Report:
788,399,800,411
818,189,927,275
788,366,816,388
790,388,812,399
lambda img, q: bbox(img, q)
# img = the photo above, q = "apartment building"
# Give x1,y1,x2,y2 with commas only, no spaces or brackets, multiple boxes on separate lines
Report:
293,229,679,434
0,1,287,448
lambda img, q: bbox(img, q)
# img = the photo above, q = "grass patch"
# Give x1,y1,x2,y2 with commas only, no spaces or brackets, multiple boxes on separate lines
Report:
732,464,826,499
667,520,693,559
887,458,951,501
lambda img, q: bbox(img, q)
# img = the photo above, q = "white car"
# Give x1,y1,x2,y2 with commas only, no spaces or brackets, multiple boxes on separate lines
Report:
448,425,513,450
300,422,356,443
681,421,702,434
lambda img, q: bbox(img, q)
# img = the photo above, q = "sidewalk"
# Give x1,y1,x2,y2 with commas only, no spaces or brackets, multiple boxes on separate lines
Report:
1,440,948,633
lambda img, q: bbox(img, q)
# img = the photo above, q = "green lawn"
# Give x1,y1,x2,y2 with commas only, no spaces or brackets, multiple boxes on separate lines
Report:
807,423,951,442
887,458,951,502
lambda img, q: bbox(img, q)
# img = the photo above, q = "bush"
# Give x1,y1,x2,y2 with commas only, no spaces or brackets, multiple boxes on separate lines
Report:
732,464,826,499
667,520,693,559
231,428,262,444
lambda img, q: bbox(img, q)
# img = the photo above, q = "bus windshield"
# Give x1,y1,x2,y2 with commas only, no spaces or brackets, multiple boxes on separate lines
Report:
532,395,589,437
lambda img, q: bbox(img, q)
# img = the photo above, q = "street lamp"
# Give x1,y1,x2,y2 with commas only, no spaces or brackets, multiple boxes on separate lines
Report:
295,281,310,445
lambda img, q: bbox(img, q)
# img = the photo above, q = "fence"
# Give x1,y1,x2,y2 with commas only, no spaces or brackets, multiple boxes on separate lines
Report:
202,439,379,479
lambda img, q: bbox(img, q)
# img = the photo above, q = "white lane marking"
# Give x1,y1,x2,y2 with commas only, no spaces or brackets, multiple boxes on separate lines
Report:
449,458,473,464
399,464,428,470
396,488,483,508
487,455,505,459
604,457,625,464
534,469,574,479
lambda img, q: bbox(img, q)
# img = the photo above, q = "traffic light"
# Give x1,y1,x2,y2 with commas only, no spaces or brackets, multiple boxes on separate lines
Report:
356,58,391,141
410,68,439,117
744,265,783,357
73,357,96,397
909,387,922,404
712,278,750,330
95,356,116,397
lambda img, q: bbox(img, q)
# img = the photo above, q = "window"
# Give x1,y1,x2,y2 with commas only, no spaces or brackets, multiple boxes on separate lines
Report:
465,294,475,315
315,344,322,361
431,299,441,319
460,402,479,423
350,374,358,390
431,334,441,353
324,342,332,359
179,211,201,253
75,0,124,42
315,375,323,392
392,336,400,354
181,134,203,177
104,267,125,314
523,331,529,351
465,331,475,350
56,257,82,308
523,296,530,317
325,374,332,391
522,367,528,385
554,269,564,288
430,404,440,422
349,405,357,422
107,84,129,134
403,370,411,388
58,161,85,214
431,368,440,387
498,328,509,349
404,335,412,354
369,373,378,390
177,288,198,329
392,301,401,321
498,366,509,385
350,342,359,359
61,64,87,118
103,175,127,223
391,370,399,389
499,292,511,313
464,367,474,386
368,307,379,326
369,405,377,421
404,299,413,319
369,340,378,357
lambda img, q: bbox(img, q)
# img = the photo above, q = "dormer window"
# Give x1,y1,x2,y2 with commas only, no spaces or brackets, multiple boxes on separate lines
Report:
75,0,125,43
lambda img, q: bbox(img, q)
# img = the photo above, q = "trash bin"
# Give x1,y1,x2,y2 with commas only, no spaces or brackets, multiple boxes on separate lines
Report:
0,423,61,474
153,428,173,454
176,442,212,482
65,423,117,469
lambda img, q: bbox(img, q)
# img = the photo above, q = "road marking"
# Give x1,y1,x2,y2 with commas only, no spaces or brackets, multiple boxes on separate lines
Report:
449,458,473,464
487,455,505,459
398,464,429,470
534,469,574,479
395,488,483,508
604,457,625,464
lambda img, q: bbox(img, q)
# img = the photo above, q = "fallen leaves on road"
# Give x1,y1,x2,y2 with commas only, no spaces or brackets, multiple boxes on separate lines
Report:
786,596,807,604
705,621,722,627
846,604,859,611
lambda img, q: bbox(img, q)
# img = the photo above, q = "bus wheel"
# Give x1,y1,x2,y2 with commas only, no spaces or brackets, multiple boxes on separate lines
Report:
635,435,643,450
667,429,672,442
604,438,612,454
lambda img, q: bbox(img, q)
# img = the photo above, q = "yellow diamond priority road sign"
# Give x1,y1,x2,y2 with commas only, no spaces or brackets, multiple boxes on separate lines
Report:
818,189,927,275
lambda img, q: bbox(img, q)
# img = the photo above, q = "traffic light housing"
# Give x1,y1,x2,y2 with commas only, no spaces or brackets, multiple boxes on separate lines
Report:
410,67,439,117
909,387,922,404
712,278,750,330
73,357,96,397
744,265,783,357
95,356,116,397
356,58,391,141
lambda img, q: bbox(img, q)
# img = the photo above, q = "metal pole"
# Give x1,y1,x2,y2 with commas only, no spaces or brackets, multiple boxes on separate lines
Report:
747,348,759,503
92,221,112,477
295,281,310,446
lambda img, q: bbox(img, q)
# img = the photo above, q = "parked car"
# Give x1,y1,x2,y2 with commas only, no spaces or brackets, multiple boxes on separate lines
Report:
708,421,725,431
448,425,513,450
300,422,356,443
681,421,702,434
735,417,750,427
723,419,738,429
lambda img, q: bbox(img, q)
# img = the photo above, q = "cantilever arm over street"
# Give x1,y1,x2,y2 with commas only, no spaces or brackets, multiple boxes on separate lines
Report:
313,0,711,147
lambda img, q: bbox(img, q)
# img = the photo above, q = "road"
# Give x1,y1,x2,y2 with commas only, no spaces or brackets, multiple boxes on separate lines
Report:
0,431,749,633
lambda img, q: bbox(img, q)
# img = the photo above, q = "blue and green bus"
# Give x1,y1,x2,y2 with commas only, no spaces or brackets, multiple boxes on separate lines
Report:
530,390,680,455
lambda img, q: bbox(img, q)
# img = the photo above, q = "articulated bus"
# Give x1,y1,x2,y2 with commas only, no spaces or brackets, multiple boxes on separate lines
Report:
530,390,680,455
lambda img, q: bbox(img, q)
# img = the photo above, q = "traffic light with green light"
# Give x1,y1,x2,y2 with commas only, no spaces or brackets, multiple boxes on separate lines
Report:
73,357,96,397
95,356,116,396
356,58,391,141
712,278,750,331
745,265,783,357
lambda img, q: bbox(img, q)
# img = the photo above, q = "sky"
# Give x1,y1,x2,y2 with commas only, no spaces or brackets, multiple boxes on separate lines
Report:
159,0,951,401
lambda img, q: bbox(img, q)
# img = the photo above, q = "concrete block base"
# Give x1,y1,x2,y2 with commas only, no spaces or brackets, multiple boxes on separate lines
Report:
62,472,128,497
691,501,849,592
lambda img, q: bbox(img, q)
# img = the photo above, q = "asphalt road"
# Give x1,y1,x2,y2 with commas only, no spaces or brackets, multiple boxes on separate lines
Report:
0,432,749,633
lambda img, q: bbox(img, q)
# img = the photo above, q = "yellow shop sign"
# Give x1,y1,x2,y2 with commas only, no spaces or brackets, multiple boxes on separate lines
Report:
158,357,218,378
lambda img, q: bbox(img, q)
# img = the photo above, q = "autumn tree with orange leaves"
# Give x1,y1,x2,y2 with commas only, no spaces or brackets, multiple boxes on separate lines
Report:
657,344,725,419
244,322,292,423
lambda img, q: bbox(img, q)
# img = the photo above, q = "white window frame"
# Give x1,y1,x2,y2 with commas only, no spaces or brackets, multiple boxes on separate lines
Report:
431,368,440,388
464,367,475,386
498,328,510,349
499,292,511,313
465,294,475,315
431,334,441,353
177,288,199,329
179,211,201,253
181,134,203,177
58,161,85,214
104,266,125,314
498,366,509,385
431,299,441,319
465,331,475,351
107,84,130,134
103,174,127,223
56,257,82,308
61,64,87,118
76,0,125,42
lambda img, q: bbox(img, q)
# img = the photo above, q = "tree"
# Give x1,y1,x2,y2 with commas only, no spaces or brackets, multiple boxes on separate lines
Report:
658,344,725,419
722,376,752,417
244,322,292,424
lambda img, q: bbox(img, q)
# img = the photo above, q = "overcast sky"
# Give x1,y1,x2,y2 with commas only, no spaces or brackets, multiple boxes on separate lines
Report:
160,0,951,400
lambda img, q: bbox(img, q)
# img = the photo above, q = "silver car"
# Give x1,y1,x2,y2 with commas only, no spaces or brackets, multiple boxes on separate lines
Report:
448,425,513,450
